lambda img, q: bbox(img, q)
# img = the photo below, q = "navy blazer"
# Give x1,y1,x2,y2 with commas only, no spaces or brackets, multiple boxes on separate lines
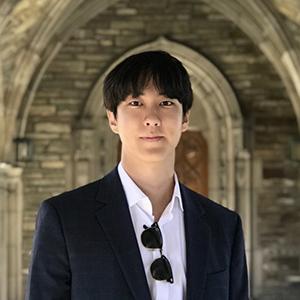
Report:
25,167,249,300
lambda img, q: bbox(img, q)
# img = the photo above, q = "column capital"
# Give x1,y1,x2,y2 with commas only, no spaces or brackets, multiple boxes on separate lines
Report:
0,163,23,177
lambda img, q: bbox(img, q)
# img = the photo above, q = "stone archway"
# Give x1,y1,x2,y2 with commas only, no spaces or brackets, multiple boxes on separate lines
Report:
1,0,120,161
202,0,300,131
5,0,300,166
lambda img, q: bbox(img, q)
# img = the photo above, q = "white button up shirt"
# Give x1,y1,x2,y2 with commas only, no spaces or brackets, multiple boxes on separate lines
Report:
118,163,187,300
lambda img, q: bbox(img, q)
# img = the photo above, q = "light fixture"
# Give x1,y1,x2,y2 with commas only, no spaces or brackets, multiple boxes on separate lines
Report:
14,137,33,162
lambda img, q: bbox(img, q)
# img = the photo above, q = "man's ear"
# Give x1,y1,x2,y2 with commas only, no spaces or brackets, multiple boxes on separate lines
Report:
106,110,118,134
182,110,190,132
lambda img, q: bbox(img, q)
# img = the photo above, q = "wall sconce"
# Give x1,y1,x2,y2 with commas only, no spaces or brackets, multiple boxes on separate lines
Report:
289,137,300,162
14,137,33,162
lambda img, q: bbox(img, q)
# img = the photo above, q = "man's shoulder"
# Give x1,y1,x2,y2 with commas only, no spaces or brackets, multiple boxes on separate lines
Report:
180,184,242,239
180,184,239,221
42,168,118,210
42,179,100,210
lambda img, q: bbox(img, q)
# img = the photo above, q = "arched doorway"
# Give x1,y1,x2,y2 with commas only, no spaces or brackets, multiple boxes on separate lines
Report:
176,131,208,197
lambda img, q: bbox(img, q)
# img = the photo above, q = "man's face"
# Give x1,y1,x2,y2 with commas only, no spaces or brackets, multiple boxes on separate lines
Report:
107,83,190,164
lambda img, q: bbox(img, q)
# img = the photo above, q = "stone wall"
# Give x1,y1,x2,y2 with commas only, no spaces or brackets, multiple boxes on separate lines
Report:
22,0,300,298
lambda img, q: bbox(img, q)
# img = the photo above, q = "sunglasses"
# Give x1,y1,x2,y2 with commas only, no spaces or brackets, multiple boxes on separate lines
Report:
141,222,174,283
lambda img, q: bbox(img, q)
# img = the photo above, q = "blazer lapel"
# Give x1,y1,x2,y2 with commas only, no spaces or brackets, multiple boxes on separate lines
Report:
181,185,211,300
94,168,151,300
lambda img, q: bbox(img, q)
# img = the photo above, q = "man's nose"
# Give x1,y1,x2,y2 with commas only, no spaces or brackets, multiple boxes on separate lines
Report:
143,109,161,127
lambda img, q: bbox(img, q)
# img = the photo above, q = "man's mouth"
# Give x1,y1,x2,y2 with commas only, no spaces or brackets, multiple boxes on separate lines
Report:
140,136,164,141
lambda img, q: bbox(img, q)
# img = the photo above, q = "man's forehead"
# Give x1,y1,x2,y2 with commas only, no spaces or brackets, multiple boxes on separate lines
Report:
137,91,166,96
134,83,166,95
127,92,171,98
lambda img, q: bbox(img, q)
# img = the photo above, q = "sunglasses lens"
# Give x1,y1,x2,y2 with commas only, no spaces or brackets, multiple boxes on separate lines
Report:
150,255,173,283
141,226,162,248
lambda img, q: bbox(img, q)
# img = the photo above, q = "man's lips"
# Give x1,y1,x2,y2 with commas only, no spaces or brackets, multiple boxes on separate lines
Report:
140,136,164,141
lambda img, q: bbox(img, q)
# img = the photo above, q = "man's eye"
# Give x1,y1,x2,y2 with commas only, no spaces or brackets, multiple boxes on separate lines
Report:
129,100,142,106
160,100,174,106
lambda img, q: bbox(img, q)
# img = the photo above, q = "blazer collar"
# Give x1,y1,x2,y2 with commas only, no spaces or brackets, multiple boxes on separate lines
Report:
94,168,151,300
94,168,211,300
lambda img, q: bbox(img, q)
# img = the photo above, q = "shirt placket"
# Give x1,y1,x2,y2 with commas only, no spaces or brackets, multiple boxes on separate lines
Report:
153,225,170,300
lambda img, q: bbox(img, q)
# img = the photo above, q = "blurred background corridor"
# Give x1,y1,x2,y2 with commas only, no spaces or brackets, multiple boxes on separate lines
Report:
0,0,300,299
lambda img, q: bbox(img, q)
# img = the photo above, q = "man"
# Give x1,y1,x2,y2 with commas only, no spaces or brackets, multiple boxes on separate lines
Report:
26,51,249,299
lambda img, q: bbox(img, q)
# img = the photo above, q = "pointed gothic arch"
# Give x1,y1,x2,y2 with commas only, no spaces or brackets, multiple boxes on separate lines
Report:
5,0,300,164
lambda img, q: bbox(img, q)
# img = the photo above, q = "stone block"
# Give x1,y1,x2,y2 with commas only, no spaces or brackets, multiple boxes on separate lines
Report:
27,133,60,139
50,61,86,72
55,53,74,60
36,91,61,98
33,154,60,161
95,28,120,35
132,1,168,9
172,22,190,33
176,14,190,21
99,39,113,47
31,97,48,105
41,161,65,169
22,221,35,232
86,68,100,75
61,90,87,98
29,178,66,186
145,22,171,34
49,98,79,104
115,35,144,46
29,105,56,116
70,39,98,46
72,29,87,39
56,110,77,117
47,141,70,153
35,122,70,133
111,20,144,30
116,8,137,15
74,81,91,89
61,46,85,53
76,54,110,61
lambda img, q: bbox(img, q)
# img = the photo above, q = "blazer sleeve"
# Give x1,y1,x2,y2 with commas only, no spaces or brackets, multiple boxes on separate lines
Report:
25,200,71,300
229,214,249,300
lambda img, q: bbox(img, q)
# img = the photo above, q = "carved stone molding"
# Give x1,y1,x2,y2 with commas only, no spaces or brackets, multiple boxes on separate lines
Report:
0,163,23,300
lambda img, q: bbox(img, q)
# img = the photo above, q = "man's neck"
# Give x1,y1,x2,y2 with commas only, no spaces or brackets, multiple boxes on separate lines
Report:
120,157,175,221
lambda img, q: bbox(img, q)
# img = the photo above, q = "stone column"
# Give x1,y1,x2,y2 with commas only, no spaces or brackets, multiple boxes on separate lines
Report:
73,127,97,187
0,163,23,300
236,151,252,287
72,118,120,187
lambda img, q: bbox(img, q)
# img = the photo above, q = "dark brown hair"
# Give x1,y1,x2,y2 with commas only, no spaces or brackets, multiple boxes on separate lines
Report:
103,50,193,116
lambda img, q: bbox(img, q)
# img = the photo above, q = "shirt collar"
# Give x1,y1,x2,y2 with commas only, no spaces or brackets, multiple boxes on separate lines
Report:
117,162,184,213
